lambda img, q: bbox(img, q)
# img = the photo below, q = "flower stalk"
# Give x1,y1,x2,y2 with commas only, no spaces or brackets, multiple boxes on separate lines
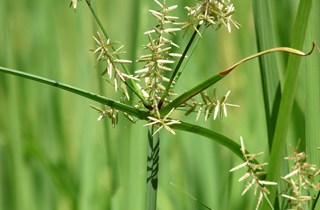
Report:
146,125,161,210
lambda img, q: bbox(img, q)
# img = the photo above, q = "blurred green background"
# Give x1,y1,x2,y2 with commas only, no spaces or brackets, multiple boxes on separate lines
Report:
0,0,318,210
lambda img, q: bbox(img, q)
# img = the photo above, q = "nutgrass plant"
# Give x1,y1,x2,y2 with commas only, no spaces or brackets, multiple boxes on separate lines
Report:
0,0,320,210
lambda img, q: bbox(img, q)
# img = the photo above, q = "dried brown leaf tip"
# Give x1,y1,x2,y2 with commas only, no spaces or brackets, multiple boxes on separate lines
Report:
281,143,320,209
230,137,277,210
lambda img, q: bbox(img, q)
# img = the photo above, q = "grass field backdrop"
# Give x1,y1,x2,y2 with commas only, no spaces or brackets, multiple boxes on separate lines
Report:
0,0,319,210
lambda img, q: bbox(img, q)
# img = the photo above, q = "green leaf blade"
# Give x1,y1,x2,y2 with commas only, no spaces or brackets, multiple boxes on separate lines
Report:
252,0,281,148
265,0,313,207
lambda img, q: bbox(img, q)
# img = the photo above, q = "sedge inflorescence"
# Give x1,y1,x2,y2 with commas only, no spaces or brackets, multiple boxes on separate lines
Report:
88,0,239,133
231,139,320,210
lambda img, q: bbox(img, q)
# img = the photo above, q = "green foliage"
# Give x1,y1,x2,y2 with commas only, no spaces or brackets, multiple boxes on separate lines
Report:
0,0,319,210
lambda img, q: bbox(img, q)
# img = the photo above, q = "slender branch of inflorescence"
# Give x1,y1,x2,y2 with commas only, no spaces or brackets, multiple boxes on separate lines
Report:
92,32,138,99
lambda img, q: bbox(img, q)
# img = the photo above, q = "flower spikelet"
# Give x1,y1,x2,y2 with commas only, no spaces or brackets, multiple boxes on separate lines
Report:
281,144,320,210
92,32,135,99
184,0,240,33
90,105,134,128
230,137,277,210
184,89,239,121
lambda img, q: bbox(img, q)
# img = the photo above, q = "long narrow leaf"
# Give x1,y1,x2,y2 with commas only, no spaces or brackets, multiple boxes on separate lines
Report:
252,0,281,148
0,66,149,119
305,2,320,208
160,46,314,116
172,121,244,160
265,0,313,207
305,0,320,167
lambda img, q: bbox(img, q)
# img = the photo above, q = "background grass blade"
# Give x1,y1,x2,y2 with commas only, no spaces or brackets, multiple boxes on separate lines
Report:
0,66,149,119
305,0,320,208
305,0,320,170
264,0,313,207
252,0,281,148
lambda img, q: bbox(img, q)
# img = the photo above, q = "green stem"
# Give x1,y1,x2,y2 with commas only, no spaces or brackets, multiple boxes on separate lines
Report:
85,0,149,106
159,25,201,108
146,125,160,210
85,0,110,45
0,66,149,119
